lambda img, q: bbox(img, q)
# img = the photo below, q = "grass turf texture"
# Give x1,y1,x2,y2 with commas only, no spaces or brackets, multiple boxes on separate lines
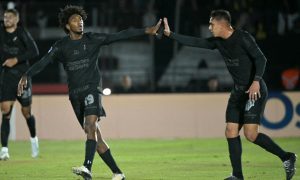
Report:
0,138,299,180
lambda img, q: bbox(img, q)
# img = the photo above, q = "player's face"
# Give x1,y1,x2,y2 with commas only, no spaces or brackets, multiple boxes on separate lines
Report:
67,14,84,34
4,12,19,29
208,18,223,37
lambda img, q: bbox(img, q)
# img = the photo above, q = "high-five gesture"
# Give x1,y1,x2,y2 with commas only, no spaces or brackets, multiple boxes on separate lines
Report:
163,17,171,37
145,19,162,35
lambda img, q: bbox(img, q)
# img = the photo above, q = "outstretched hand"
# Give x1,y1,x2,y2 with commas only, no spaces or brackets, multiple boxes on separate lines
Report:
18,75,28,96
145,19,162,35
163,17,171,37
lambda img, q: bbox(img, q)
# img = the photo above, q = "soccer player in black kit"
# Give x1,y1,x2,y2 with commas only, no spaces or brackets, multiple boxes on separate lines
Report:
0,9,39,160
18,5,161,180
163,10,296,180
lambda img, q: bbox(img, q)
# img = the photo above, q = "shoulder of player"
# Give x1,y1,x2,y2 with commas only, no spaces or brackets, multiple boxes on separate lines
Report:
47,38,65,54
54,36,70,47
16,26,31,34
235,29,257,49
235,29,254,39
231,29,255,45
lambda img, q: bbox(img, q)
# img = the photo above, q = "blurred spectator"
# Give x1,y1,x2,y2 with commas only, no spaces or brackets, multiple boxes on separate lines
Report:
207,76,221,92
36,10,47,28
143,0,156,27
281,67,300,90
278,0,299,35
186,76,222,92
114,75,138,93
7,1,15,9
256,22,267,40
36,10,48,38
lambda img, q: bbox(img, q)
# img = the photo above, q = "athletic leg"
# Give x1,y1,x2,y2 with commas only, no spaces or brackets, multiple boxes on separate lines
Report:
245,124,297,180
225,123,244,180
96,124,124,180
0,101,14,160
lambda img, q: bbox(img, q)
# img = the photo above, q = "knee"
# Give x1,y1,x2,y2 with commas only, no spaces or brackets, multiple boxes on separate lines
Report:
22,112,31,119
21,108,31,119
225,126,239,138
244,131,258,142
84,121,96,135
1,106,12,119
1,106,11,115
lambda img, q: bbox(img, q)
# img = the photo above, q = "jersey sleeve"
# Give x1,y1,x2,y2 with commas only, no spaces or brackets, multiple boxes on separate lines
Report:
16,28,39,63
242,32,267,81
25,42,60,77
169,32,216,49
102,28,145,45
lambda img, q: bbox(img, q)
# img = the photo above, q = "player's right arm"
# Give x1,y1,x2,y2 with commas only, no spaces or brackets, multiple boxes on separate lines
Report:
18,44,59,96
163,18,215,49
90,19,162,46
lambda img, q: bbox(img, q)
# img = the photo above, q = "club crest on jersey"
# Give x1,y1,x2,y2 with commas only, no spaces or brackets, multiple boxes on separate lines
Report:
245,99,255,111
13,36,18,41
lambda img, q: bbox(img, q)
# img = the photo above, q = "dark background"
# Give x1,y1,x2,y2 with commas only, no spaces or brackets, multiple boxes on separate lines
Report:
1,0,300,93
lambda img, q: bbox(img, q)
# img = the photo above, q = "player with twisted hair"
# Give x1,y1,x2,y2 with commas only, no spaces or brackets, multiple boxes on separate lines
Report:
18,5,161,180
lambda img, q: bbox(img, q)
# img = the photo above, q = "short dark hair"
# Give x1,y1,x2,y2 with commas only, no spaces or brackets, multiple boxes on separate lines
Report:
58,5,87,34
4,9,19,17
210,10,231,24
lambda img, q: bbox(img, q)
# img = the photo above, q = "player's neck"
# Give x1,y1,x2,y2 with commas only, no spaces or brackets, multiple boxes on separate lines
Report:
69,32,83,40
222,26,234,39
5,25,17,33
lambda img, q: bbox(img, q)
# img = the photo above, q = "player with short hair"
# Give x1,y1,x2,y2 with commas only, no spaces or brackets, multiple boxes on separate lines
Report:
18,5,161,180
0,8,39,160
163,9,297,180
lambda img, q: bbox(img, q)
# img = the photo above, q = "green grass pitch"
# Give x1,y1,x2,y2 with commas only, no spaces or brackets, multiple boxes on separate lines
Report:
0,138,299,179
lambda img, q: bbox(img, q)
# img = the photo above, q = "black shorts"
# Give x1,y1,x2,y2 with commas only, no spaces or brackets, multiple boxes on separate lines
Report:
0,69,32,107
69,85,106,128
226,80,268,124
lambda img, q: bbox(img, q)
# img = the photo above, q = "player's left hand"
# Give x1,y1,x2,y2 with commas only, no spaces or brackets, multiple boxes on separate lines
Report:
145,19,162,35
18,75,28,96
2,57,18,67
246,81,261,101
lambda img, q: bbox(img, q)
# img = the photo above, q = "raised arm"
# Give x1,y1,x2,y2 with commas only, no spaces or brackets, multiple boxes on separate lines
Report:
102,19,162,45
163,18,215,49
